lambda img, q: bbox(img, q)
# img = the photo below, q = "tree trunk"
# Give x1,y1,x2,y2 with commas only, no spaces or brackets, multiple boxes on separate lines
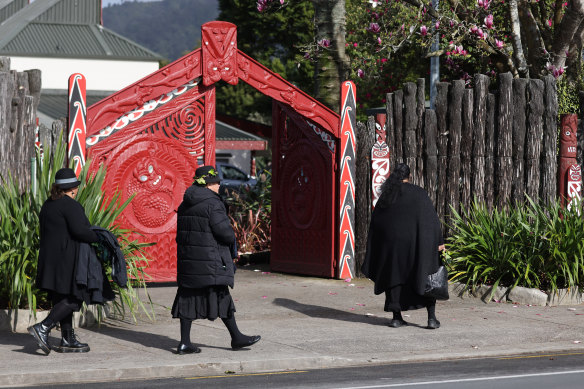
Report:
312,0,350,111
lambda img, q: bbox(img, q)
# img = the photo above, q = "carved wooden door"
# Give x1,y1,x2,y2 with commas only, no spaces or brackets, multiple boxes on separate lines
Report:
271,102,337,277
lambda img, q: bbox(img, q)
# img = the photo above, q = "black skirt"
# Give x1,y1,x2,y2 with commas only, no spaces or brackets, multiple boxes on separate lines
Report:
384,284,434,312
171,285,236,321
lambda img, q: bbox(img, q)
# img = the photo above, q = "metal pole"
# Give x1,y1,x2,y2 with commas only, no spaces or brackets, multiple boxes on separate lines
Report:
430,0,440,109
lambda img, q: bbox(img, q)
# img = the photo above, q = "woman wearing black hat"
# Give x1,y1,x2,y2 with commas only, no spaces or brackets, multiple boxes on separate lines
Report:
28,168,99,354
172,165,261,354
362,163,445,329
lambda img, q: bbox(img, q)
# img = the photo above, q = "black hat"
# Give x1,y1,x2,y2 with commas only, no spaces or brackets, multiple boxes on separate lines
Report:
194,165,220,186
54,168,81,190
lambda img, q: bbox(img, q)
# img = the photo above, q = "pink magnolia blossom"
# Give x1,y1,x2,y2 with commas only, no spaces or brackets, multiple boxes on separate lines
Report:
470,25,478,34
449,20,455,28
477,0,491,8
377,37,382,45
495,39,504,49
257,0,267,12
367,22,381,33
484,14,494,29
421,25,428,36
318,39,331,48
357,68,365,78
548,19,552,27
435,21,440,29
353,42,358,48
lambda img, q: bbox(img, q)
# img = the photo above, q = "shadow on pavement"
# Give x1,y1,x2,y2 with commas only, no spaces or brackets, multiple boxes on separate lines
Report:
272,297,394,326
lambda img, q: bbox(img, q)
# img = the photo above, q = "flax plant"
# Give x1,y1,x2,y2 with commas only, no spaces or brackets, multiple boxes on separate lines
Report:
447,196,584,297
0,134,154,322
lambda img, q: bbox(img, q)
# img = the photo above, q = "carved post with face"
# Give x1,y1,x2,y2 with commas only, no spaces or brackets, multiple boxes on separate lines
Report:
370,112,390,208
559,114,581,208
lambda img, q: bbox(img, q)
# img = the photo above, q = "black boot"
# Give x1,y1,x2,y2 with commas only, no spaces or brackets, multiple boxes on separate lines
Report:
27,322,54,355
54,329,90,353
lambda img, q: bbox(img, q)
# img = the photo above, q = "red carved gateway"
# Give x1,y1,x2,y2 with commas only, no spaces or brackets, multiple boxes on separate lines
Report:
78,21,355,281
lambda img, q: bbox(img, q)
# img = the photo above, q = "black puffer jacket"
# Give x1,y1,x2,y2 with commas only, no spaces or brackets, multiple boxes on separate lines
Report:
176,185,236,288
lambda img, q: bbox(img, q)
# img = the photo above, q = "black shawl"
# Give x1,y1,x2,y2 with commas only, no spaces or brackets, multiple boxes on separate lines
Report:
362,183,443,295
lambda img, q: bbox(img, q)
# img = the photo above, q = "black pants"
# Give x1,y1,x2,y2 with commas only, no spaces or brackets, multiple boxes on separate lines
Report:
43,293,82,331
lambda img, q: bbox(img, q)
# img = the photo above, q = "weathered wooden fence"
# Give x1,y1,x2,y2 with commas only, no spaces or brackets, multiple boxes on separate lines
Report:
355,72,566,271
0,57,64,192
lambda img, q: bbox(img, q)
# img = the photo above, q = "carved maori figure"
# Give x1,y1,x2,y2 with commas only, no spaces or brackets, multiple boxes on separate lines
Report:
371,113,390,207
559,114,581,206
202,22,238,85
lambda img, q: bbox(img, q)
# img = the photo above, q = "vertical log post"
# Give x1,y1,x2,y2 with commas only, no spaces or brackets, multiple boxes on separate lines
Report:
355,122,375,274
385,93,395,173
446,80,464,218
525,79,544,201
435,82,449,221
497,72,513,208
424,109,438,207
485,93,496,211
473,74,488,204
542,76,558,204
393,90,404,165
460,88,474,212
511,78,528,203
403,82,417,183
416,78,425,187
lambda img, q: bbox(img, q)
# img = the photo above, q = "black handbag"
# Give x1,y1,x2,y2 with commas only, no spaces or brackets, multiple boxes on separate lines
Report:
424,265,449,300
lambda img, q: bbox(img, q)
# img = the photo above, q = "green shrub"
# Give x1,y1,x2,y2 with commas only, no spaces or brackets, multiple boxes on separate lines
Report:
0,134,153,322
226,170,271,255
446,197,584,296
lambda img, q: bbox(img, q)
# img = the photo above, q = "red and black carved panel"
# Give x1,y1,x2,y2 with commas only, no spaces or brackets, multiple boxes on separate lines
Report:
202,21,238,86
142,99,206,157
104,134,197,280
271,102,336,277
559,114,581,208
68,73,87,176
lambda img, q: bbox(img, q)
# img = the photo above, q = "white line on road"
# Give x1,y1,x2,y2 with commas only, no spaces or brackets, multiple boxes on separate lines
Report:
337,369,584,388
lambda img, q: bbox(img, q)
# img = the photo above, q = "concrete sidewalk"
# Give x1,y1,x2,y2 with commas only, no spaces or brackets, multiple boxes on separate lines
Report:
2,263,584,387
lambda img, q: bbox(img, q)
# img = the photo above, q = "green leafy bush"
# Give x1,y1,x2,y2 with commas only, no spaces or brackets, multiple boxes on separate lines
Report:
0,134,153,321
446,197,584,295
226,170,271,255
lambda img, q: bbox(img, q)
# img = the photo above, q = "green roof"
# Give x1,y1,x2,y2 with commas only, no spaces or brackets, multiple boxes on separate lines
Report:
0,0,162,60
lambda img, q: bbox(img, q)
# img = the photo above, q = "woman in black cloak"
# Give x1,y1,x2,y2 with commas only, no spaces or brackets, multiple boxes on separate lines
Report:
362,163,445,329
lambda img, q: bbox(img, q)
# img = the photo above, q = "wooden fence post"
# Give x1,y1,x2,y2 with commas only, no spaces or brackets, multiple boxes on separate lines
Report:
424,109,438,207
541,76,558,205
416,78,425,187
385,93,395,173
511,78,528,203
393,90,404,165
525,79,544,201
497,72,513,208
435,82,449,221
403,82,417,183
485,93,496,211
447,80,464,218
461,88,474,212
355,121,375,274
473,74,488,204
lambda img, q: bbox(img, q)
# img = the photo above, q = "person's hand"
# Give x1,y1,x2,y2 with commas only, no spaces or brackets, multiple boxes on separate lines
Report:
438,244,445,251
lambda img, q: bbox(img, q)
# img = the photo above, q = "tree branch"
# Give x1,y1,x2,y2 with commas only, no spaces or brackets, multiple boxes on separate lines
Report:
551,0,584,71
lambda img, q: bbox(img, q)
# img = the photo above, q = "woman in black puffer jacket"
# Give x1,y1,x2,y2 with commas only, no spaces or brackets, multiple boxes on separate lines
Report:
171,165,261,354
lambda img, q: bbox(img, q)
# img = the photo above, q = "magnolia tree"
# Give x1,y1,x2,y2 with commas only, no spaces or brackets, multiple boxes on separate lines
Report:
259,0,584,111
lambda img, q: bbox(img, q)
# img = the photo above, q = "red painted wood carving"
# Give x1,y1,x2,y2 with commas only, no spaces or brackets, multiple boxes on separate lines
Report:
338,81,356,280
86,49,202,132
68,73,87,176
559,114,581,207
371,113,390,208
202,21,238,86
236,51,339,136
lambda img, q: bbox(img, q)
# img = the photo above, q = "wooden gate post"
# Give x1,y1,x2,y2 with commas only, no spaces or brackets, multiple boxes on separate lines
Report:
559,114,581,208
67,73,87,176
338,81,357,279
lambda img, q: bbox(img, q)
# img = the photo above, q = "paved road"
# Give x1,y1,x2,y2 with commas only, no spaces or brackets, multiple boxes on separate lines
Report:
28,351,584,389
